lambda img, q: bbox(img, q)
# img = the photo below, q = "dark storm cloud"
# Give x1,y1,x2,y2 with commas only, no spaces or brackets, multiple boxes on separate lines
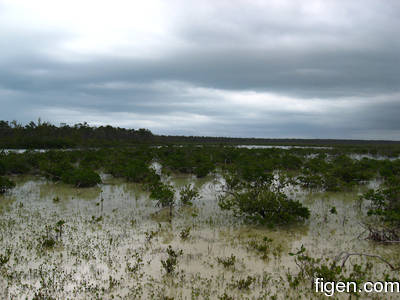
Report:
0,0,399,139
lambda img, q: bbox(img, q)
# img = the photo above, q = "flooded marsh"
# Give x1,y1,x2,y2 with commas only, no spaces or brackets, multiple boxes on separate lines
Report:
1,171,400,299
1,146,400,299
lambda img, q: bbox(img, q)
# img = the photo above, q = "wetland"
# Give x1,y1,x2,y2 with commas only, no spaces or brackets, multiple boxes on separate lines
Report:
1,145,400,299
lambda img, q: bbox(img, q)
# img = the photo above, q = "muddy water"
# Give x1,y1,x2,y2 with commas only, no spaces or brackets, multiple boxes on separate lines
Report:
0,174,399,299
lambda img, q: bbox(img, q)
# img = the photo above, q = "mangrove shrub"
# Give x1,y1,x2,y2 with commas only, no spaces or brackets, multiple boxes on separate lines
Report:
219,184,310,226
61,168,101,187
0,176,15,193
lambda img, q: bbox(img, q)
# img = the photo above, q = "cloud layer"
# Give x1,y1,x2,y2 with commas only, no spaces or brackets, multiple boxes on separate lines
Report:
1,0,399,139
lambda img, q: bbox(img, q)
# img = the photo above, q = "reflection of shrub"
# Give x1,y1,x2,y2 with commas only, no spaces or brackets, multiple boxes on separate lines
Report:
219,185,309,226
61,168,101,187
0,176,15,193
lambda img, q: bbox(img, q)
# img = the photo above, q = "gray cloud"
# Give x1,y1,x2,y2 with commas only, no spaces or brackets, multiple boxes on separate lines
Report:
0,0,399,139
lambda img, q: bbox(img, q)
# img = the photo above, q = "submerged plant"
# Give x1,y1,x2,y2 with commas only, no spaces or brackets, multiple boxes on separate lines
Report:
216,254,236,268
55,219,65,240
126,250,144,275
0,248,11,267
247,236,274,260
179,226,191,240
41,236,56,249
161,245,183,274
218,293,234,300
145,227,160,243
232,275,256,290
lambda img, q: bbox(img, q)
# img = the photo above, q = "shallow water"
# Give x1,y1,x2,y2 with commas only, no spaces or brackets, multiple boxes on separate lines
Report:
236,145,332,150
0,174,399,299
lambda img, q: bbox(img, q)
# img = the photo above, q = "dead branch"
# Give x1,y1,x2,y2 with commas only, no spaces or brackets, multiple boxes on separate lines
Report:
335,251,400,271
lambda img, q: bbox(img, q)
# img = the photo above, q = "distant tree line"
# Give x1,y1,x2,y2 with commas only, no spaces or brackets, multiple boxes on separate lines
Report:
1,119,400,149
0,119,153,148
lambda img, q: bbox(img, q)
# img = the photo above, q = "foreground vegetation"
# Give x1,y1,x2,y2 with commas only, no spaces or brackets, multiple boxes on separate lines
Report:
1,139,400,298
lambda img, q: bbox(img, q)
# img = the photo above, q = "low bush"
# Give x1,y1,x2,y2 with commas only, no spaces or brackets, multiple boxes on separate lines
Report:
150,182,175,208
0,176,15,193
61,168,101,187
219,184,310,226
179,184,200,206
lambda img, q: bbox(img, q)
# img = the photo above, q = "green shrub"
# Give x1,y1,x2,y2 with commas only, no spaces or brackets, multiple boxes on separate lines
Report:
150,182,175,208
193,162,214,178
179,184,200,206
362,186,400,227
61,168,101,187
39,160,74,181
3,154,30,174
219,184,309,226
0,160,5,175
0,176,15,193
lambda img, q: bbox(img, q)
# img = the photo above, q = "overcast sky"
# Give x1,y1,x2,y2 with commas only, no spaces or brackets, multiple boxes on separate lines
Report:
1,0,399,139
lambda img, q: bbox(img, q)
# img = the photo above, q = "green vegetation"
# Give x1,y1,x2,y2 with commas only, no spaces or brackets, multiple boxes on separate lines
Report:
161,245,183,274
2,120,400,154
216,254,236,268
61,167,101,187
179,226,191,240
179,184,200,206
0,119,152,148
0,176,15,193
218,183,310,226
361,175,400,242
232,275,256,290
1,123,400,298
150,182,175,208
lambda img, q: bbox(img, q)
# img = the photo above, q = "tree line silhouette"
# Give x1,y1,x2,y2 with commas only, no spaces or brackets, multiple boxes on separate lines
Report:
1,119,400,149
